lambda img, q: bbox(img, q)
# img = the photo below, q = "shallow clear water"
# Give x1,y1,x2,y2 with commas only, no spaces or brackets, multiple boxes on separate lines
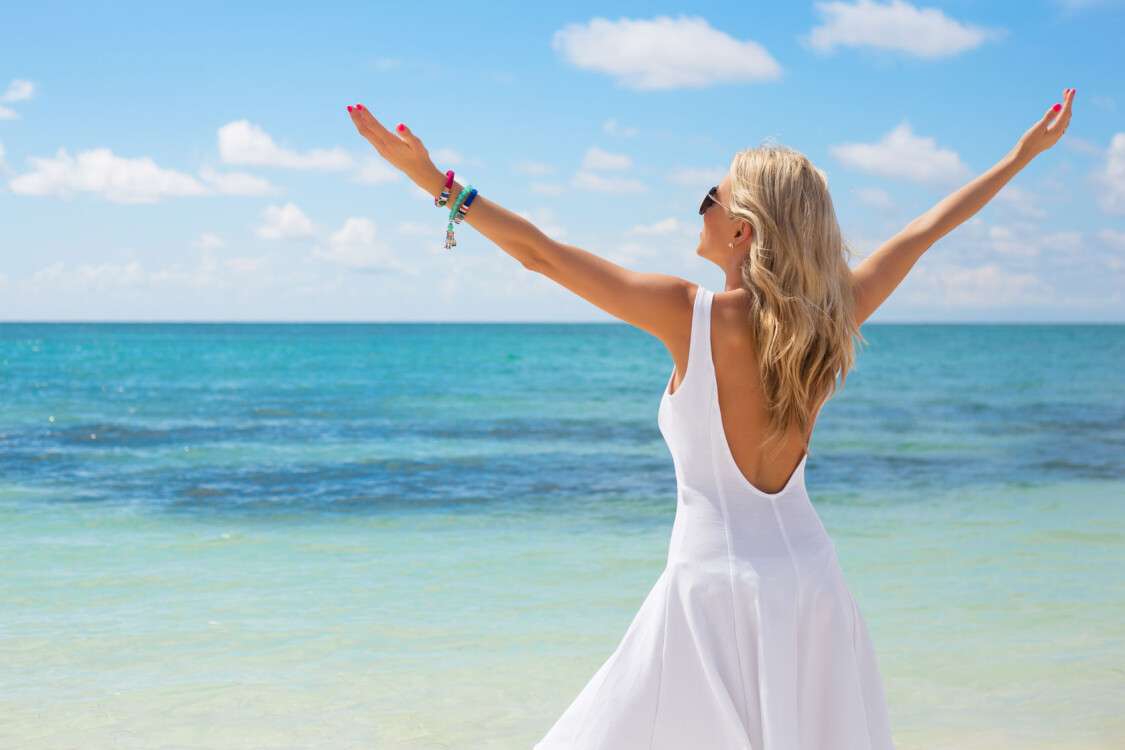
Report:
2,323,1123,749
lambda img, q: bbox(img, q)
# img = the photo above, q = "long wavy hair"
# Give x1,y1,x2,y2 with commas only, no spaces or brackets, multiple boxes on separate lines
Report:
726,142,867,458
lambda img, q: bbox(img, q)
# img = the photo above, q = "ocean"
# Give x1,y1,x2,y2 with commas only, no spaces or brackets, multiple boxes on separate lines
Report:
2,322,1123,749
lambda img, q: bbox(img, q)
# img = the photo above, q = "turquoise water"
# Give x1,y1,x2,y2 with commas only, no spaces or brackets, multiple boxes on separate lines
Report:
1,323,1123,749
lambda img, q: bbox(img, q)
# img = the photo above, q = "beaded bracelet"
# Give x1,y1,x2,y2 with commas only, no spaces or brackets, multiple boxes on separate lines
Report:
444,184,474,250
453,187,478,225
434,170,455,207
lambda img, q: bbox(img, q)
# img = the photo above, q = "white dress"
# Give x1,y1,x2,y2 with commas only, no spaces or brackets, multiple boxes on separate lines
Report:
534,284,896,749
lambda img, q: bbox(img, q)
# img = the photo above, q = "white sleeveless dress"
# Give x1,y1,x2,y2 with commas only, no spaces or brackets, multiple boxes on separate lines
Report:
534,284,896,749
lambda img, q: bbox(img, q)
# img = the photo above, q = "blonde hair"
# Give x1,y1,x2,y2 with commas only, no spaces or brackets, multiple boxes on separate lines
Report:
726,141,867,458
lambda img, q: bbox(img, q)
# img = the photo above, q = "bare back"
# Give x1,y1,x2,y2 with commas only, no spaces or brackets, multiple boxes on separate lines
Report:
665,285,822,495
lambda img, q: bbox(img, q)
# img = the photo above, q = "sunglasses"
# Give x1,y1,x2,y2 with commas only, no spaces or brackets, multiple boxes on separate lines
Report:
699,185,729,215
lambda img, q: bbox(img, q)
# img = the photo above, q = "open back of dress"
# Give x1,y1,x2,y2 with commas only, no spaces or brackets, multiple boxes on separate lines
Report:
534,284,896,750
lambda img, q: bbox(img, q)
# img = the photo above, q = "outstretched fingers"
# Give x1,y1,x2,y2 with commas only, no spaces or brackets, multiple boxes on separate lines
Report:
347,103,392,150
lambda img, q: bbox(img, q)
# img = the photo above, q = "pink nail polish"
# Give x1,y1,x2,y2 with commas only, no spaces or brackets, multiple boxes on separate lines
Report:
356,104,364,110
1052,103,1061,111
347,105,353,112
397,123,405,132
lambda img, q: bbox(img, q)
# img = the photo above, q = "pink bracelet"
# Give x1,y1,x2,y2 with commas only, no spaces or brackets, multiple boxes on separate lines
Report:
434,170,455,207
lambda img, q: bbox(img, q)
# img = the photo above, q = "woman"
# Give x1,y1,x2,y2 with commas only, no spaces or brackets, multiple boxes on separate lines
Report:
346,88,1075,749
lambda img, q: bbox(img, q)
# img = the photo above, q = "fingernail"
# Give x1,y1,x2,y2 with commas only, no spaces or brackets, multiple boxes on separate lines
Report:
397,123,405,132
347,105,353,112
356,104,364,110
1053,103,1061,111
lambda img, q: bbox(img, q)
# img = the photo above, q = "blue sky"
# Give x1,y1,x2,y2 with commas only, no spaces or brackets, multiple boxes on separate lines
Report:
1,0,1122,322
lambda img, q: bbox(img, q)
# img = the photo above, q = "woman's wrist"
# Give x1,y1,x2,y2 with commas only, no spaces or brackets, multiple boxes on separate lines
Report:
416,166,457,200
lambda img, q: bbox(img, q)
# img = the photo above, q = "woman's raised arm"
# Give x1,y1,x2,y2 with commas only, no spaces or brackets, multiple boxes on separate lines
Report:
851,88,1076,327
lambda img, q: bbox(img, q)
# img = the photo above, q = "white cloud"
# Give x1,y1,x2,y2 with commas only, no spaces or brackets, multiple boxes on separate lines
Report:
804,0,1005,58
1096,133,1125,215
373,57,401,72
0,79,35,120
580,146,632,171
667,166,727,187
513,160,556,176
310,217,410,273
194,232,226,250
218,120,353,170
256,202,315,239
551,15,781,91
900,262,1053,307
8,147,209,203
0,141,6,171
1,79,35,102
571,170,647,193
198,165,277,196
626,217,694,236
602,118,638,137
23,251,269,296
830,121,970,184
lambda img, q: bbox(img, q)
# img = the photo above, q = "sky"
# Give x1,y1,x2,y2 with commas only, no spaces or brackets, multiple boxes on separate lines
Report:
1,0,1123,322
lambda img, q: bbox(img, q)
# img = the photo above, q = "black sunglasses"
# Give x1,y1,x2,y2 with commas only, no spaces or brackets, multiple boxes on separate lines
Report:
699,185,728,215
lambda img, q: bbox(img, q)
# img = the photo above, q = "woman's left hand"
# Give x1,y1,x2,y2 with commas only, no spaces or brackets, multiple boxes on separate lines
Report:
346,103,437,187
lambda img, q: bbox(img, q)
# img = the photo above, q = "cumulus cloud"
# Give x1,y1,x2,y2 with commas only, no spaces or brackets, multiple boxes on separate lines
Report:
6,146,279,203
198,165,277,195
551,15,781,90
310,217,410,273
580,146,632,171
0,78,35,120
899,262,1053,308
21,251,271,299
1096,133,1125,215
830,121,970,184
256,202,315,239
804,0,1005,58
218,120,353,170
8,147,209,203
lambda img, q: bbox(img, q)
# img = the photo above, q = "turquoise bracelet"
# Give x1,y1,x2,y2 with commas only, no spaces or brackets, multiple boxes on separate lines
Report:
443,184,474,250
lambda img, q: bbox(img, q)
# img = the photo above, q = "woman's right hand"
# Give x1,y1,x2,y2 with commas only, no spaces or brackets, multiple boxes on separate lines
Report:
1016,88,1075,161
